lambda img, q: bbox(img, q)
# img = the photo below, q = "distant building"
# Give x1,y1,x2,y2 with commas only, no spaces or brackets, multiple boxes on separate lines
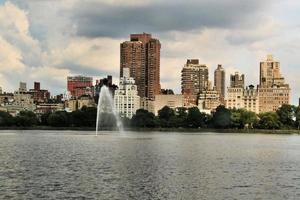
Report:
35,103,64,115
0,93,14,105
226,87,244,110
28,82,50,104
243,85,259,113
93,75,118,104
77,95,96,110
140,94,184,116
230,72,245,88
0,86,2,94
214,64,225,102
67,76,93,98
181,59,209,106
198,87,221,113
140,98,155,114
13,92,36,111
65,98,78,112
19,82,27,93
226,81,259,113
258,55,290,113
114,68,140,118
120,33,161,99
152,94,184,115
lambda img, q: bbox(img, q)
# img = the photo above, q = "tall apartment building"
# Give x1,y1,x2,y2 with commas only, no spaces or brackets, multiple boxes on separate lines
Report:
67,76,93,98
214,64,225,102
181,59,209,106
120,33,161,99
230,72,245,88
258,55,290,113
114,68,140,118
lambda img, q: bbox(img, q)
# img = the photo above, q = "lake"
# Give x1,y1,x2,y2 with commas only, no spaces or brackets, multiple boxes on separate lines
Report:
1,130,300,199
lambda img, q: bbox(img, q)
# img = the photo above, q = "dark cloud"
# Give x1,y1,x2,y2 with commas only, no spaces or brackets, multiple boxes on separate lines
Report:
72,0,269,38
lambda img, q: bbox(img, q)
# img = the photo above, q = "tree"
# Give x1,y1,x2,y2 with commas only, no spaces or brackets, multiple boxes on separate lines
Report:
186,107,210,128
15,111,38,127
175,107,188,127
295,106,300,129
255,112,281,129
212,105,231,129
158,106,176,127
276,104,295,128
48,111,70,127
131,109,155,128
230,109,257,129
240,110,257,129
0,111,14,126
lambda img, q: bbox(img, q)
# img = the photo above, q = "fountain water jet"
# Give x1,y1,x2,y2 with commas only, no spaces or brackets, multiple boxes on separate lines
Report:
96,86,123,136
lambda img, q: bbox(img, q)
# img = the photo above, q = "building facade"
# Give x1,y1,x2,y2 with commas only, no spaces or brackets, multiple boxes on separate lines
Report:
258,55,290,113
230,72,245,88
114,68,140,119
67,76,93,98
28,82,50,104
152,94,184,115
120,33,161,99
214,64,225,102
181,59,209,106
198,87,221,113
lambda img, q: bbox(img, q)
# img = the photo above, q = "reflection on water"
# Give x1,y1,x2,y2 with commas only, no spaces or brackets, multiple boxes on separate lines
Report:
1,131,300,199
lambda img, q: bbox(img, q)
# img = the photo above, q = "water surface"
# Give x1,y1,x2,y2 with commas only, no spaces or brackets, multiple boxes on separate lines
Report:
1,131,300,199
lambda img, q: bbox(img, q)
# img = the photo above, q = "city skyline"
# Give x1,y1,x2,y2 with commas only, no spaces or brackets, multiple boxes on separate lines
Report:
0,1,300,104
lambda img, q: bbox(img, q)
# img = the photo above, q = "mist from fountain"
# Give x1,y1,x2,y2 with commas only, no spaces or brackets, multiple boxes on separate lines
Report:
96,86,123,135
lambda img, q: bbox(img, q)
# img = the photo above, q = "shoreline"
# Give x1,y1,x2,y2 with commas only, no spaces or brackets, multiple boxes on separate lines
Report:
0,126,300,134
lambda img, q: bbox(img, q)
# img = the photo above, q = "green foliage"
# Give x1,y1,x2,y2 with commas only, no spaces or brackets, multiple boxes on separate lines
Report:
276,104,296,128
212,105,231,128
48,111,70,127
71,106,97,127
295,106,300,129
15,111,38,127
0,111,14,126
131,109,156,127
158,106,176,127
255,112,281,129
175,107,188,127
230,109,257,129
186,107,210,128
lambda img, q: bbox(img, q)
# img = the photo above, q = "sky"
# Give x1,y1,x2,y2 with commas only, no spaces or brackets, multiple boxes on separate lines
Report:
0,0,300,104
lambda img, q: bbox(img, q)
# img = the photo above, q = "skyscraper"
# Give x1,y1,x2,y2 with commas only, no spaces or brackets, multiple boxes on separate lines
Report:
181,59,209,106
258,55,290,112
120,33,161,99
214,64,225,101
230,72,245,88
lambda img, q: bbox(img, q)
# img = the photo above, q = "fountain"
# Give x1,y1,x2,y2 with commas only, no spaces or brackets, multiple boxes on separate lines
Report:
95,85,123,136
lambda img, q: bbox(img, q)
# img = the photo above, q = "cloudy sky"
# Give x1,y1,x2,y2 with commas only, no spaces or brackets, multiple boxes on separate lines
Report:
0,0,300,104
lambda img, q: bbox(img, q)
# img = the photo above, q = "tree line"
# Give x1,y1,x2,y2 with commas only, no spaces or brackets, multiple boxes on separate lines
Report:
0,104,300,130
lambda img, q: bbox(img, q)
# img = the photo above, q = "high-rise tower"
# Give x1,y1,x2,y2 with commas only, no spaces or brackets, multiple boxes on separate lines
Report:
120,33,161,99
181,59,209,106
214,64,225,102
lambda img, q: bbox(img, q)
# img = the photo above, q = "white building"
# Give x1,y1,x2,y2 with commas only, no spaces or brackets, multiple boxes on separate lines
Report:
226,85,259,113
114,68,140,118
